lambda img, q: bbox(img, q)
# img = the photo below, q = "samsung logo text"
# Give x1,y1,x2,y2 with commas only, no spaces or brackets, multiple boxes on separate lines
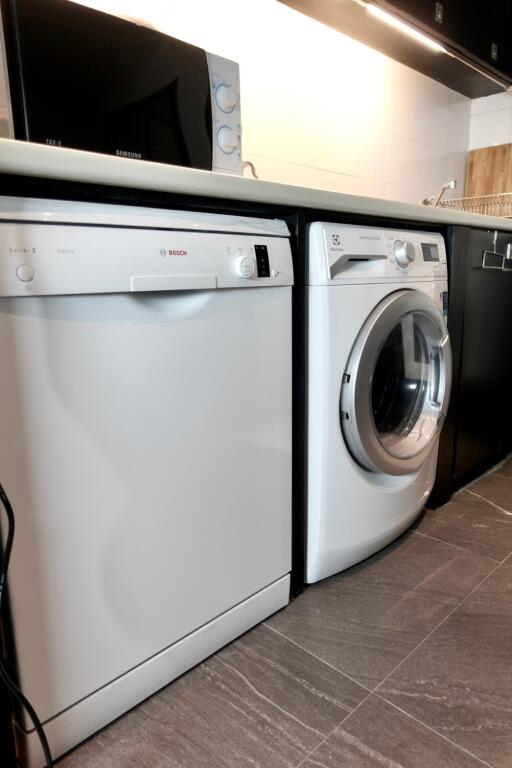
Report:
115,149,142,159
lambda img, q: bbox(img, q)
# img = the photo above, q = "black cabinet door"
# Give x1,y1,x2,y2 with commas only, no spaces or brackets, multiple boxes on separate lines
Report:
464,1,508,74
386,0,439,27
504,0,512,78
384,1,472,45
454,229,512,480
430,226,512,508
385,0,511,77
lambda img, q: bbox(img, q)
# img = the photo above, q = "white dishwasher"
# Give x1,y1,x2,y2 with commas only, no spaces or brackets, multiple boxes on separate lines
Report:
0,197,293,768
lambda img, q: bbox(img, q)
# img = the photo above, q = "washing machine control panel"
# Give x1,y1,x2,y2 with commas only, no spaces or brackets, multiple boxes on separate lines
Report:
386,231,447,279
308,222,448,284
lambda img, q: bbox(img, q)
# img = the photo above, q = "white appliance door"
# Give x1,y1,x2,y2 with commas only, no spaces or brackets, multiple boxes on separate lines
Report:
340,289,451,475
0,286,291,725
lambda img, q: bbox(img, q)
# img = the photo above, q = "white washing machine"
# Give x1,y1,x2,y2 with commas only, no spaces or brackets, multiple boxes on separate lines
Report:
0,197,293,767
306,222,452,584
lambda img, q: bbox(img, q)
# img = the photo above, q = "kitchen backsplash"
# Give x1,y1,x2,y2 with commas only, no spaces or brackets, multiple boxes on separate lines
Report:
469,92,512,151
40,1,472,204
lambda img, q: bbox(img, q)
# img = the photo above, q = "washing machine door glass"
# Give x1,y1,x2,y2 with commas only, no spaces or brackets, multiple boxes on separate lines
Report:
340,289,452,476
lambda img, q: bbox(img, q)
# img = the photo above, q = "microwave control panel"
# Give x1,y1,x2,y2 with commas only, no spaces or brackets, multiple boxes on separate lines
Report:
207,53,242,176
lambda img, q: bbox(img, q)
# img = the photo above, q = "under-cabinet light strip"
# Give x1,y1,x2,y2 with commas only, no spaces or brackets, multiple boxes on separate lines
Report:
366,3,447,53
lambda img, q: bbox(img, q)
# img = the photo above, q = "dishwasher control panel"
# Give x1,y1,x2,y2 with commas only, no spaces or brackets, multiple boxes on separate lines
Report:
0,199,294,297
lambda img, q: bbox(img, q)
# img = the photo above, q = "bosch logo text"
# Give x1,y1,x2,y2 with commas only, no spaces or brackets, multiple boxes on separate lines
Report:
160,248,188,256
169,249,187,256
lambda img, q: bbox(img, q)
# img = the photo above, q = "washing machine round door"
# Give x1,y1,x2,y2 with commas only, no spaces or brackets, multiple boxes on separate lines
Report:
340,289,452,476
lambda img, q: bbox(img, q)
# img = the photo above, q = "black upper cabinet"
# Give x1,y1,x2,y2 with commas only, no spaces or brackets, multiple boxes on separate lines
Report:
387,0,442,28
505,0,512,78
383,0,512,79
454,1,510,77
279,1,512,97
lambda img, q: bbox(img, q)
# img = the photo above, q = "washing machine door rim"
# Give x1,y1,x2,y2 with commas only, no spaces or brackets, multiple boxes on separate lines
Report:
340,289,452,476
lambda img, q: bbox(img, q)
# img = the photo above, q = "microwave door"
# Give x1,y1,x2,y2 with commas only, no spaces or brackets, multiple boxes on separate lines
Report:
176,66,213,170
103,81,192,165
102,45,212,168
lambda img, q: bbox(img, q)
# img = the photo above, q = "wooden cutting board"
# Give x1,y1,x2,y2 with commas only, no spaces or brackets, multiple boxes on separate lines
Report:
465,143,512,198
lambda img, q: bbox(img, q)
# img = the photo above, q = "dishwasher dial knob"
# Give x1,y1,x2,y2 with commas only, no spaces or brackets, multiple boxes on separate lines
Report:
217,125,238,155
234,255,256,278
393,239,416,267
215,83,237,114
16,264,35,282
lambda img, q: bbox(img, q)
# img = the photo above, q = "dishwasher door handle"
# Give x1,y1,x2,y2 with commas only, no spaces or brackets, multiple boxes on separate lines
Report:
130,274,217,292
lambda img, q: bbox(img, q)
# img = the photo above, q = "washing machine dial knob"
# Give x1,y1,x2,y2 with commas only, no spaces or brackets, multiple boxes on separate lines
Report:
234,255,256,278
393,239,416,267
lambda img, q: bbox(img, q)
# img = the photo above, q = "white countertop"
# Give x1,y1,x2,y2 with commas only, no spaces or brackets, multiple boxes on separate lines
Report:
2,138,511,231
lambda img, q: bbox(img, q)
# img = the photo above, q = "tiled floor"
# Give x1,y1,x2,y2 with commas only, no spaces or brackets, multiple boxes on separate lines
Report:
59,460,512,768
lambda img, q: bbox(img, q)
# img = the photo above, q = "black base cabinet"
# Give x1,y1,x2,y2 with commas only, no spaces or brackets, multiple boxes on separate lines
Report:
429,226,512,508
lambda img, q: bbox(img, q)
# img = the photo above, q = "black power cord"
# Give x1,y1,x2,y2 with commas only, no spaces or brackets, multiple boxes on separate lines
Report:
0,482,54,768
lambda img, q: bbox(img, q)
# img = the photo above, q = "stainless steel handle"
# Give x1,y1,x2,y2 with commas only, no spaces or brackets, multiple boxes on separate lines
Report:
482,250,505,270
503,243,512,271
430,346,442,407
431,334,451,418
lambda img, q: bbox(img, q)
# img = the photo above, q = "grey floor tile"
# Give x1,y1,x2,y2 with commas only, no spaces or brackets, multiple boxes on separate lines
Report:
380,557,512,768
302,696,486,768
266,531,494,689
467,473,512,514
492,459,512,479
59,624,364,768
414,490,512,561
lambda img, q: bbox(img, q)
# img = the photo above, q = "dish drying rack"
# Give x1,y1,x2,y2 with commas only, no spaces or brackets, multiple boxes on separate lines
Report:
423,180,512,218
438,192,512,218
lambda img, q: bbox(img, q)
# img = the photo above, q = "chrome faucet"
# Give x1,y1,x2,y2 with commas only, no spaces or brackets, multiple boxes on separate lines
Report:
423,179,457,206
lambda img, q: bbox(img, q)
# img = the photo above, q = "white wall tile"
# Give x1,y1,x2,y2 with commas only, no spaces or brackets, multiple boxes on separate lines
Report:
448,152,469,195
470,92,512,116
469,110,511,150
288,164,360,194
468,92,512,154
242,154,293,185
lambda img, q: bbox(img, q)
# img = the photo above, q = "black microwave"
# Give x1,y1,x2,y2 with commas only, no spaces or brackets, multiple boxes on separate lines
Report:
0,0,242,173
